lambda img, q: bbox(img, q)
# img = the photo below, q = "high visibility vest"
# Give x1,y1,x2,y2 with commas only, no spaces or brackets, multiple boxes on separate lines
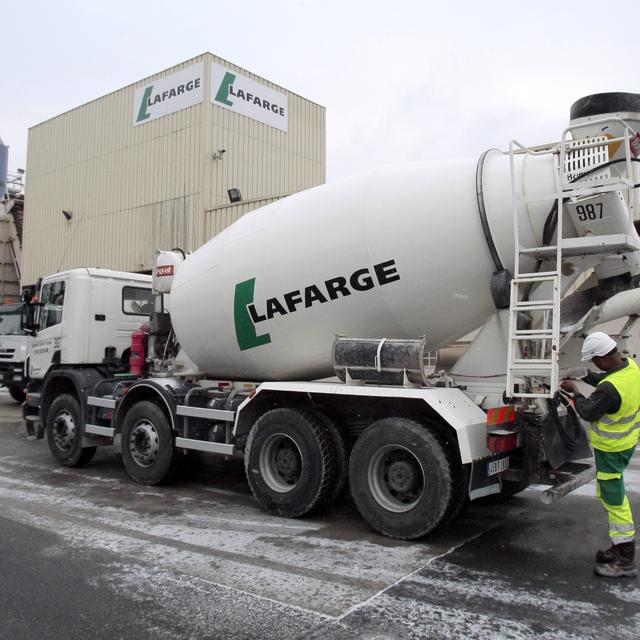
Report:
590,358,640,452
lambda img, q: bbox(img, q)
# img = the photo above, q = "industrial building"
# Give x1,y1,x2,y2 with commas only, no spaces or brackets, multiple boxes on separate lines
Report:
23,53,326,285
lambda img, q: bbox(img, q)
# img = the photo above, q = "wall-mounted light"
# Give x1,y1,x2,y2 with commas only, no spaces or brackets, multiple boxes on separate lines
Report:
227,188,242,203
62,210,73,221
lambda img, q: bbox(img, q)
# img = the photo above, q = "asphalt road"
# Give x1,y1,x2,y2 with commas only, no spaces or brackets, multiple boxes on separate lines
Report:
0,391,639,640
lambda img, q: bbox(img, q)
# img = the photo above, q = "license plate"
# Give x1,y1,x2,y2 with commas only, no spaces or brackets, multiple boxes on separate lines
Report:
487,457,509,476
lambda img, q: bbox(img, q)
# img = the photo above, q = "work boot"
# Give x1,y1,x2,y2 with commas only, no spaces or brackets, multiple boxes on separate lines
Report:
594,541,637,578
596,544,617,563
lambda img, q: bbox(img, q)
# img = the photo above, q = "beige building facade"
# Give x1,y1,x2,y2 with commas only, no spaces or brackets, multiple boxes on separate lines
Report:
23,53,325,285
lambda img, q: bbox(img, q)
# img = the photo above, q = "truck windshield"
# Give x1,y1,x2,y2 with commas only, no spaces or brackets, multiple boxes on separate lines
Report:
0,308,23,335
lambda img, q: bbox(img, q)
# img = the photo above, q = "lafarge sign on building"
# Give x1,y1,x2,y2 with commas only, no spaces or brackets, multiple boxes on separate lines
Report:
133,63,204,126
211,63,288,132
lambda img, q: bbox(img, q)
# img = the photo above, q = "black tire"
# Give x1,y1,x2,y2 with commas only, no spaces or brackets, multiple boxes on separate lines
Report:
9,385,26,403
436,428,469,527
244,408,336,518
121,400,181,485
46,394,96,467
349,418,455,539
313,411,348,508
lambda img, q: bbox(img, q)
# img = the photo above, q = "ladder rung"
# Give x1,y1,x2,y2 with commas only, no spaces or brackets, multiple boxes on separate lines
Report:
511,391,555,399
520,246,558,255
508,367,554,377
513,272,558,281
514,301,554,311
513,330,554,339
511,358,554,366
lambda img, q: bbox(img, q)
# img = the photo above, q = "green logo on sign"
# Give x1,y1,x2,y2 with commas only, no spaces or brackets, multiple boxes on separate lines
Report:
136,85,153,122
234,278,271,351
215,72,236,107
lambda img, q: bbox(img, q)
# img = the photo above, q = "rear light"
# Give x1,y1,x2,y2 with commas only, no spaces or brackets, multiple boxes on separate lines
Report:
488,430,519,453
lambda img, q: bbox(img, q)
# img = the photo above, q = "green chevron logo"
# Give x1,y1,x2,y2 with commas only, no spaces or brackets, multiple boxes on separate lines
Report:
215,72,236,107
234,278,271,351
136,85,153,123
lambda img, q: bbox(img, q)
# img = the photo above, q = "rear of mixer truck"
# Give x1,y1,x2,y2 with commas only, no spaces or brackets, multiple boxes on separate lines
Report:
22,92,640,539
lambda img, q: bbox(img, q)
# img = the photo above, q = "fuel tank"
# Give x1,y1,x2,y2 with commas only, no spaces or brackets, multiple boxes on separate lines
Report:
169,151,561,380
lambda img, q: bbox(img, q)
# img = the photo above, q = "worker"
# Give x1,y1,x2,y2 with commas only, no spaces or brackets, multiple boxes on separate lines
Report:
560,331,638,578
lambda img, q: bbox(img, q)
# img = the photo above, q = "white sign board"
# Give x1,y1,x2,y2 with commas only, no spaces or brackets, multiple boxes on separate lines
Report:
133,63,204,126
211,63,288,132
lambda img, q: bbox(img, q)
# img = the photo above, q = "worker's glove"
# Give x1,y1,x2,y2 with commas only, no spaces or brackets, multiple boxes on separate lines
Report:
560,379,579,394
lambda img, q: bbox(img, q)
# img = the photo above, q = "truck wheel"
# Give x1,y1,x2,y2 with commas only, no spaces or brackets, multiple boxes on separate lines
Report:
9,385,26,403
435,428,469,527
47,394,96,467
121,401,181,485
312,411,348,508
244,408,336,517
349,418,453,539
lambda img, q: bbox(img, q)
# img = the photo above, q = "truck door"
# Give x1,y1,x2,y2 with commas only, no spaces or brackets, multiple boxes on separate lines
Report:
29,280,67,379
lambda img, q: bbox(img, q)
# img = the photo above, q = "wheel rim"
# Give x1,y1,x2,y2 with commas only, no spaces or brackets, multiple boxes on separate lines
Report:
259,433,303,493
128,420,160,467
368,444,425,513
52,410,76,451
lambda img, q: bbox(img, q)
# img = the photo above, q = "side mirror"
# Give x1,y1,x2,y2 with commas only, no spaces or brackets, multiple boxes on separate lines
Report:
21,302,42,336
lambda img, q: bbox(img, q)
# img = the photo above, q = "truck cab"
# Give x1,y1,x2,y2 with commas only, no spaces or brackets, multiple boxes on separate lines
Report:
0,302,30,402
24,268,152,436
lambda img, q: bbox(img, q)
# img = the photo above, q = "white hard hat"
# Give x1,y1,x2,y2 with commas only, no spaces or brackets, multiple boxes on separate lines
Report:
581,331,617,361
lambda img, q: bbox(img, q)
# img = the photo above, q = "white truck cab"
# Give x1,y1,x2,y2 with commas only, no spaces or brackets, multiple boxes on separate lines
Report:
23,268,152,439
28,268,152,380
0,302,30,402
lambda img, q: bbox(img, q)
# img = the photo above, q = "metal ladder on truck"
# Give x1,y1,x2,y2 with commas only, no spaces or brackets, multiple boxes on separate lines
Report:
506,118,640,400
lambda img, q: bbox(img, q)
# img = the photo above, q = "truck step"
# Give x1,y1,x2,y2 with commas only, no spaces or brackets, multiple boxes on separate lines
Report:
519,234,639,259
25,415,44,441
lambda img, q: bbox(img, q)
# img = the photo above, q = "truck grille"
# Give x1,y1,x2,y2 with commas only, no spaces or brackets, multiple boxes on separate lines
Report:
0,348,16,359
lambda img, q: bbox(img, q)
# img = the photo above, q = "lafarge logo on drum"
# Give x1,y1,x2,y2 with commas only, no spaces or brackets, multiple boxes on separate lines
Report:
234,260,401,351
133,63,204,126
211,63,288,132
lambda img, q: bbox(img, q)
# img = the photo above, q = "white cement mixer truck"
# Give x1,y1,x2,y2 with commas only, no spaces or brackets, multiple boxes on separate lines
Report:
22,92,640,539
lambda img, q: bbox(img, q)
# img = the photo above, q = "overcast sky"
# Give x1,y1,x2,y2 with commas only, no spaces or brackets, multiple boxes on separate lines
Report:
3,0,639,182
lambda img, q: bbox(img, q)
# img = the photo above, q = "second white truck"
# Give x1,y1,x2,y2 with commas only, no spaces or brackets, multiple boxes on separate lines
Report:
0,302,30,402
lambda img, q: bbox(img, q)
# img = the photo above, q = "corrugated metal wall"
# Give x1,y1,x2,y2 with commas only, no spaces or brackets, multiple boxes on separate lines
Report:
205,195,288,239
23,53,325,285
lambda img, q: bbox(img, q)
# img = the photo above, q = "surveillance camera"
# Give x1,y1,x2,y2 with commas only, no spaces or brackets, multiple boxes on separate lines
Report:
219,149,226,155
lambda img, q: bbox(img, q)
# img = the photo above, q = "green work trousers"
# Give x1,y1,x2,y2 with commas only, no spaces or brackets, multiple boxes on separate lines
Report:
594,446,636,545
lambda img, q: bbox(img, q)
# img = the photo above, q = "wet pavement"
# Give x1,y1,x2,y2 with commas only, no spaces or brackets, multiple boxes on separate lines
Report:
0,390,638,640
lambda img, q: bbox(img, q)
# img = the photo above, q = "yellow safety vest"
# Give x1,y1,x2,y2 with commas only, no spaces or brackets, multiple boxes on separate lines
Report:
590,357,640,452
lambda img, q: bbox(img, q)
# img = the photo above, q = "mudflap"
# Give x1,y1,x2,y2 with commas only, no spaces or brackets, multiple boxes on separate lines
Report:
540,401,592,469
468,455,503,500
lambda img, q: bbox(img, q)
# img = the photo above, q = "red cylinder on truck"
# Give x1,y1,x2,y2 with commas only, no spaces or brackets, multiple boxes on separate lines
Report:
130,329,147,376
